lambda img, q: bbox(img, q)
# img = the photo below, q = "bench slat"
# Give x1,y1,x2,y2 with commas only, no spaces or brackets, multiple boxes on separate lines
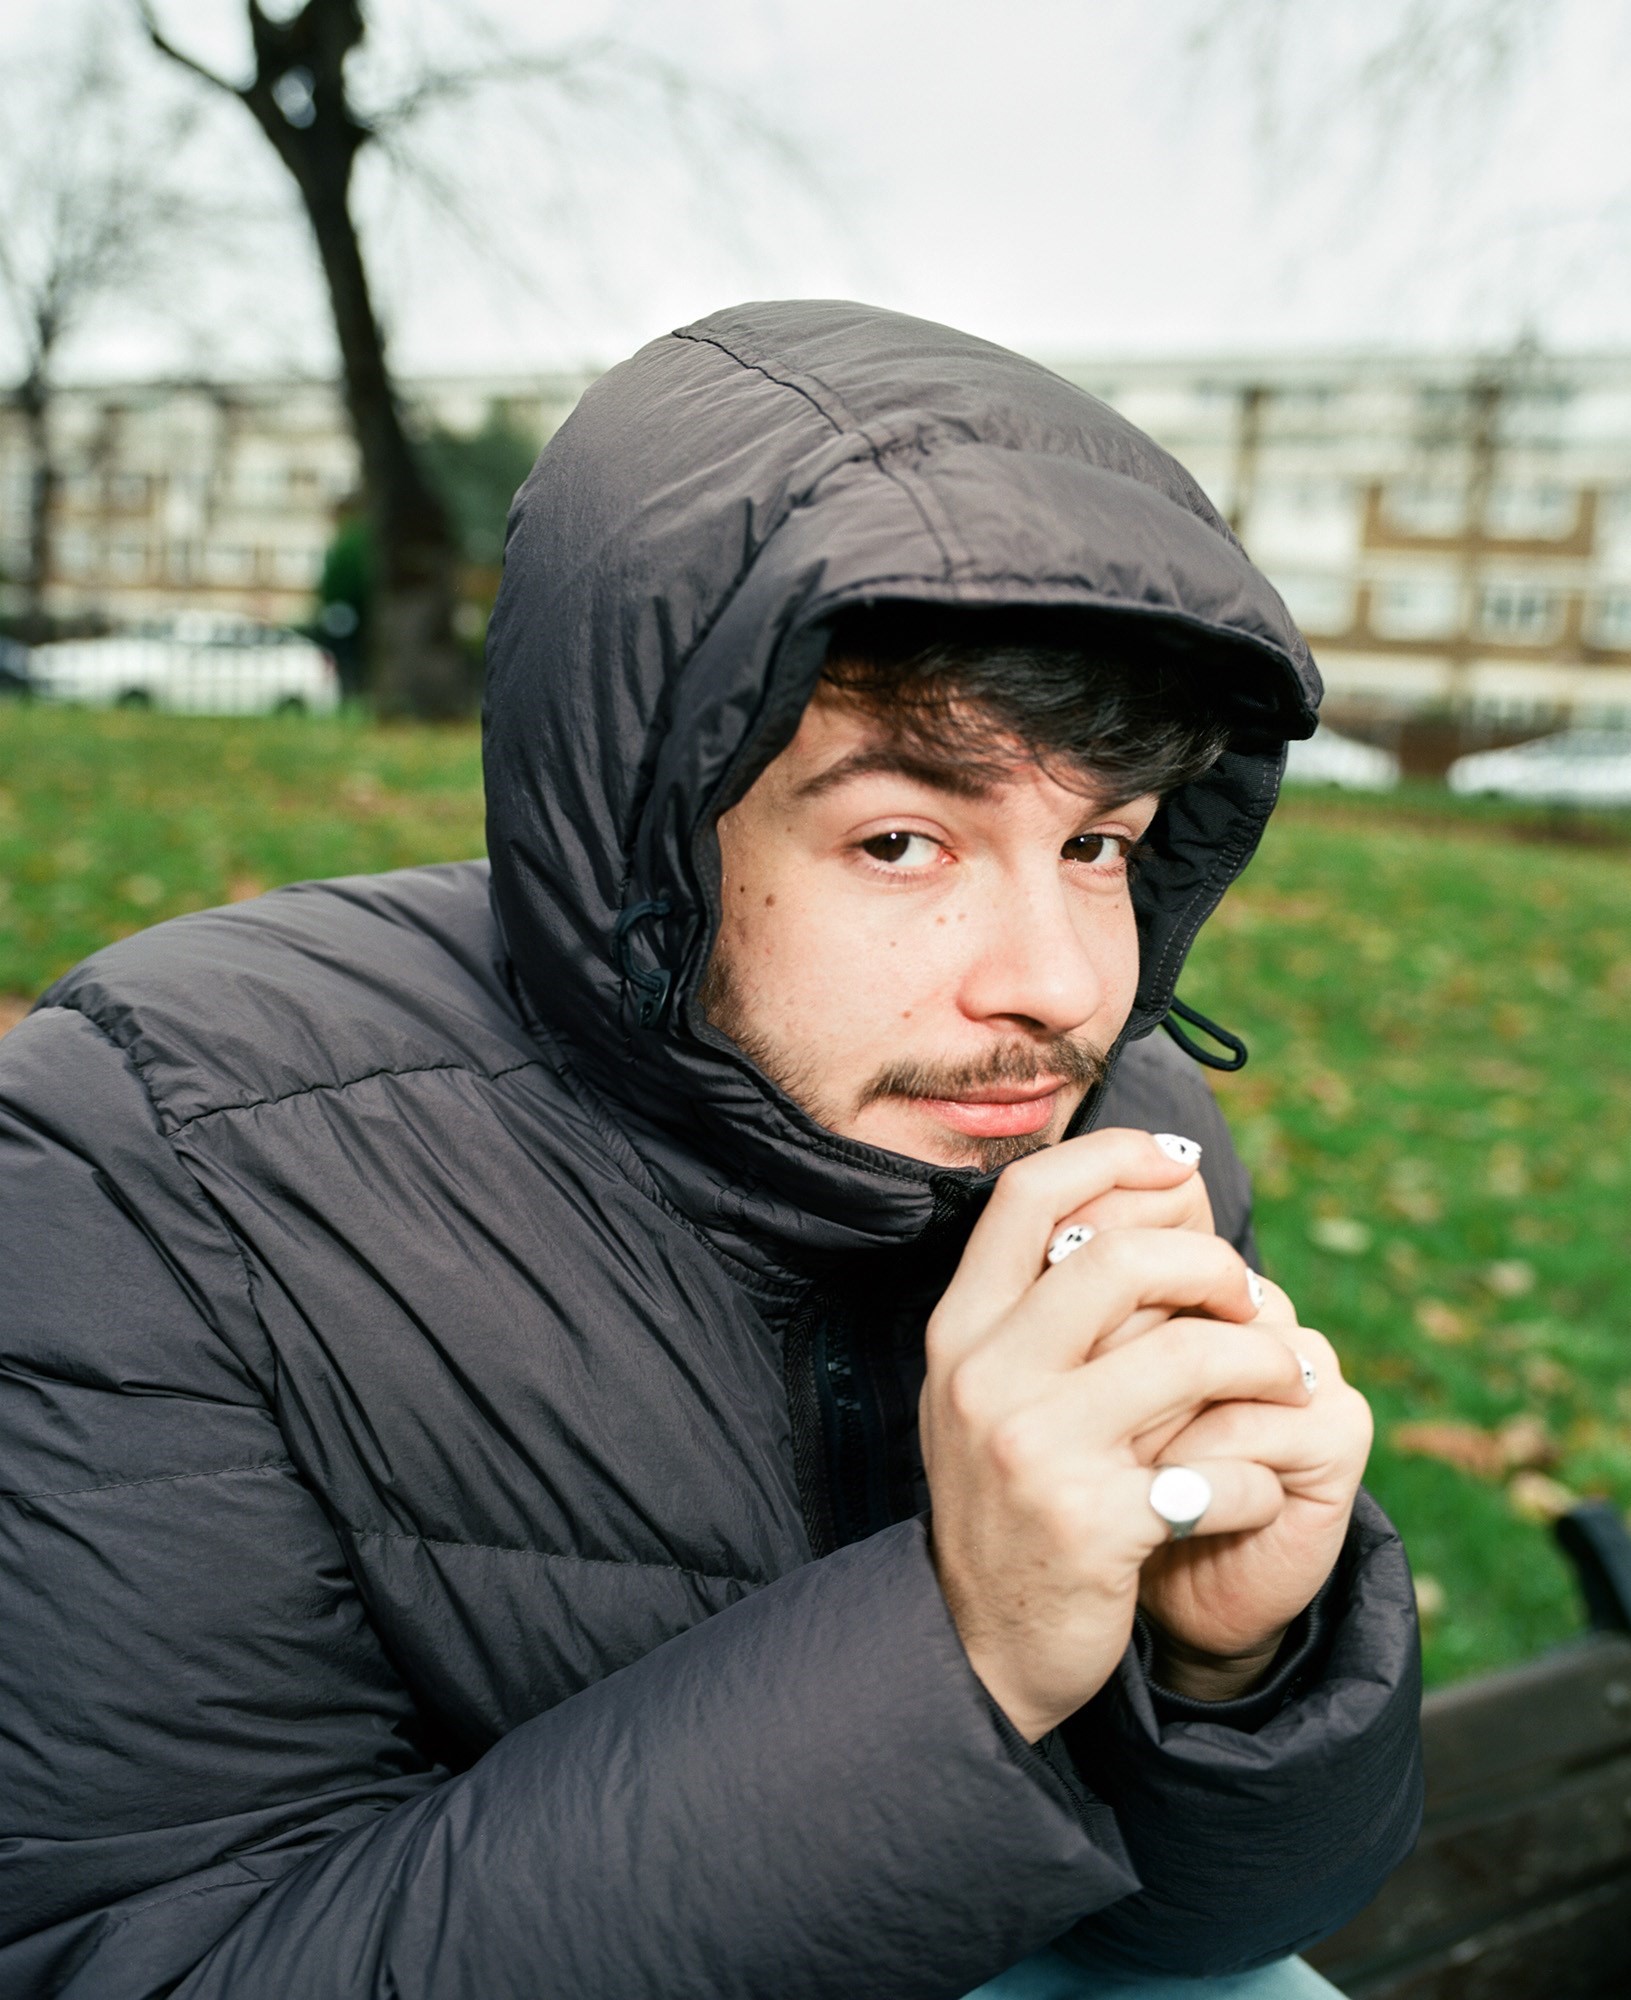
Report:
1332,1876,1631,2000
1309,1632,1631,1998
1312,1759,1631,1977
1418,1636,1631,1811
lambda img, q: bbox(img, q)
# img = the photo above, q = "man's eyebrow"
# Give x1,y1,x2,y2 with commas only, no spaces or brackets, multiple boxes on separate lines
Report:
791,744,999,802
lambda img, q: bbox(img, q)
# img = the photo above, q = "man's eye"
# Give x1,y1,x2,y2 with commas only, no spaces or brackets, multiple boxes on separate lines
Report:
860,831,939,868
1063,833,1130,871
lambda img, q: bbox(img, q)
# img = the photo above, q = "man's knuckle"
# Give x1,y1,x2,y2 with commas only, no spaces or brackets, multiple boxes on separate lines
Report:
988,1409,1047,1479
1038,1485,1097,1547
923,1309,962,1369
944,1354,995,1426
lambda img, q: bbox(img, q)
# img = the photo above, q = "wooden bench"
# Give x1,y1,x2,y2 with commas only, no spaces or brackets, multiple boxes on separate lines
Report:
1308,1502,1631,1999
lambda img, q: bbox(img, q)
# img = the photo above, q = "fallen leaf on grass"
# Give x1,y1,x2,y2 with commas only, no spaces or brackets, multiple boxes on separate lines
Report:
1415,1300,1468,1344
1413,1575,1447,1621
1309,1216,1372,1256
1507,1471,1578,1524
121,874,165,908
1392,1421,1506,1479
1494,1413,1558,1471
1483,1259,1536,1299
1392,1414,1559,1481
1522,1354,1574,1396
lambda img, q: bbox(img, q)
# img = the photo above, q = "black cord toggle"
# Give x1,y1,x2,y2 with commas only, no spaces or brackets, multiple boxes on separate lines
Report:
1161,995,1249,1072
613,897,673,1028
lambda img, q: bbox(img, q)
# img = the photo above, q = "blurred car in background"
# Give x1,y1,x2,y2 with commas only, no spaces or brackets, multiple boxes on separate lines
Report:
0,637,31,698
1447,729,1631,808
1283,724,1400,791
28,613,340,716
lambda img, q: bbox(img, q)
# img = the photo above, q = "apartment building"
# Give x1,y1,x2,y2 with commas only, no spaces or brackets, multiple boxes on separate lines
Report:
1057,350,1631,725
0,372,590,630
5,348,1631,723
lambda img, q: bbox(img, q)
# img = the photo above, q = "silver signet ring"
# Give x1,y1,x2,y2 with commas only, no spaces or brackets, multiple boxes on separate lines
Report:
1148,1465,1213,1542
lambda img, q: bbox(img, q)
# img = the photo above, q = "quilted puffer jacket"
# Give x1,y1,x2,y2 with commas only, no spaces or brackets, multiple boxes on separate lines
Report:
0,301,1421,2000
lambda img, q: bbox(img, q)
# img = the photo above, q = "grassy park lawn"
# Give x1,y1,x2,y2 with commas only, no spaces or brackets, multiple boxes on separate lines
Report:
3,703,1629,1687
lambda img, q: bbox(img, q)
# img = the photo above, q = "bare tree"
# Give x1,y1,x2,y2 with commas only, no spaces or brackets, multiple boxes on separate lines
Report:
1186,0,1545,152
0,27,199,637
134,0,825,720
135,0,474,717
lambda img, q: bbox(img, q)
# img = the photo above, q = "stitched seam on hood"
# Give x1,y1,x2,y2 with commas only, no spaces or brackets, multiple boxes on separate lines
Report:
667,326,957,618
621,333,951,856
672,327,848,436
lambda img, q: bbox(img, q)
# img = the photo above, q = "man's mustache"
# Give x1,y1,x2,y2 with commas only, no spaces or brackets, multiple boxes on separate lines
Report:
858,1036,1108,1109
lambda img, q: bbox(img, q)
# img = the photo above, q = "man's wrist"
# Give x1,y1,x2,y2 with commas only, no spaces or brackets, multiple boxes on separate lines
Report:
1145,1622,1290,1703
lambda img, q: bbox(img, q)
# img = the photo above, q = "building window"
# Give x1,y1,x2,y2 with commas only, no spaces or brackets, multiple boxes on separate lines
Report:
108,542,149,583
202,544,259,585
233,466,288,507
267,545,320,588
1385,482,1466,536
1371,575,1463,640
1486,483,1575,538
1587,592,1631,650
107,473,151,512
1274,574,1355,635
1477,581,1563,644
56,531,97,579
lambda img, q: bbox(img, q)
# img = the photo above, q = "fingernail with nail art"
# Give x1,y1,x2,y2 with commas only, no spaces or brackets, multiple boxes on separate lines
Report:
1046,1223,1097,1266
1247,1270,1265,1310
1296,1352,1318,1393
1153,1133,1202,1167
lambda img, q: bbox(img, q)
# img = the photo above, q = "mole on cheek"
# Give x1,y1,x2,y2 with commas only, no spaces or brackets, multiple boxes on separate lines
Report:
764,893,776,907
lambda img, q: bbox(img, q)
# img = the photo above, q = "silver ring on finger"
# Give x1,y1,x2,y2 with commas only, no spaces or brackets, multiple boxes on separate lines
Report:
1148,1464,1213,1542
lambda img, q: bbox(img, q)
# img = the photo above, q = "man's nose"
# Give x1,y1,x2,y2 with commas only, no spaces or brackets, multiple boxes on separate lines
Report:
956,875,1106,1035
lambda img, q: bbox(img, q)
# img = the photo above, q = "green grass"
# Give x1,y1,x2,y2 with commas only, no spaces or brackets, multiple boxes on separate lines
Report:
3,707,1629,1687
0,706,485,996
1186,786,1631,1686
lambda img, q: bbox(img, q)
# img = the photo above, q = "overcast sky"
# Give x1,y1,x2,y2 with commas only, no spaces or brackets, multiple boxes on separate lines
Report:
6,0,1631,382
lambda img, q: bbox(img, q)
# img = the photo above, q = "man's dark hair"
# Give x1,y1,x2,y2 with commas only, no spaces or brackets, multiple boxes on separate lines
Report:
820,603,1236,802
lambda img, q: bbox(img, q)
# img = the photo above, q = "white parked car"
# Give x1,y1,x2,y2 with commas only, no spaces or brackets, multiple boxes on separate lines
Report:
1283,725,1401,791
28,613,340,716
1447,729,1631,808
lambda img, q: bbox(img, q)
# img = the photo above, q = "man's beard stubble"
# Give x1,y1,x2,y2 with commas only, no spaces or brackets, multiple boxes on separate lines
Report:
697,950,1109,1172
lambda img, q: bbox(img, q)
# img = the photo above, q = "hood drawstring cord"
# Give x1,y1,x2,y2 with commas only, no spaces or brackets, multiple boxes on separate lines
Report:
614,898,674,1028
1161,995,1249,1072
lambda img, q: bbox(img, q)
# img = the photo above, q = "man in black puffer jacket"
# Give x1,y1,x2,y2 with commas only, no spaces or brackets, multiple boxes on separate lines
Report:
0,302,1421,2000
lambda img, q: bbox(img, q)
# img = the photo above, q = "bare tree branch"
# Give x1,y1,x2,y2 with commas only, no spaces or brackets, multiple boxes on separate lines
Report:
0,17,211,633
131,0,245,100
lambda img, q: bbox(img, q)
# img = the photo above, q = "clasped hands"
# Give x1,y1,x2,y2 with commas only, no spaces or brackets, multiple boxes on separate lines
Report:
922,1128,1374,1743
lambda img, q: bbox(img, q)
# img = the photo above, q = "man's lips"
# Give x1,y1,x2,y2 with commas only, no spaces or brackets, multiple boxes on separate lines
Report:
907,1080,1066,1138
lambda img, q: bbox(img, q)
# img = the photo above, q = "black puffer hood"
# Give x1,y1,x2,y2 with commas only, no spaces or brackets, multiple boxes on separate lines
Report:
484,300,1320,1256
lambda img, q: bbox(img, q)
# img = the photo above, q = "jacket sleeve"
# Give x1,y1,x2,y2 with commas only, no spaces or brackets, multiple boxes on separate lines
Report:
1,1008,1138,2000
1055,1491,1425,1978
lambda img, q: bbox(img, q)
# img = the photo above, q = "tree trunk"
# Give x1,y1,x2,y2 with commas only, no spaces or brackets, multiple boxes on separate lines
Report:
237,6,470,720
141,0,473,717
18,367,55,639
293,160,469,719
